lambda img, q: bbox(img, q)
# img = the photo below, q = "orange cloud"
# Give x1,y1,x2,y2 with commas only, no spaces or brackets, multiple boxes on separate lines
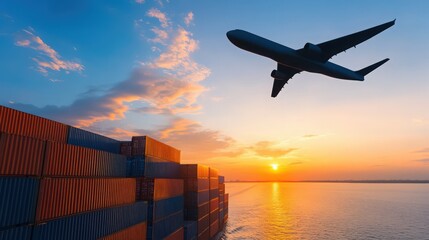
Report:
184,12,193,26
15,28,84,75
147,8,169,28
250,141,298,158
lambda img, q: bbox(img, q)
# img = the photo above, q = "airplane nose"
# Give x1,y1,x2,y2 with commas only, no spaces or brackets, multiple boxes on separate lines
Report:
226,30,235,42
226,30,240,44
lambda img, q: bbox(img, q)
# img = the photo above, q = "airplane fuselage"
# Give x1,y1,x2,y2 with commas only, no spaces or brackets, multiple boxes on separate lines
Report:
227,30,364,80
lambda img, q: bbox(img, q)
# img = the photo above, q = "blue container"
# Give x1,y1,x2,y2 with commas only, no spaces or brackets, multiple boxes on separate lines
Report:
184,221,197,240
149,196,184,222
150,211,184,240
0,177,39,228
0,225,32,240
67,127,121,154
219,176,225,184
32,201,148,240
128,156,180,178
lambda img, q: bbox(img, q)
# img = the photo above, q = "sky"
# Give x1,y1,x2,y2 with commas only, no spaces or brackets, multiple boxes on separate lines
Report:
1,1,429,181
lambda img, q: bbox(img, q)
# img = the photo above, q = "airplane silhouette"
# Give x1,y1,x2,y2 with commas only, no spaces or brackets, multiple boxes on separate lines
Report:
227,20,395,97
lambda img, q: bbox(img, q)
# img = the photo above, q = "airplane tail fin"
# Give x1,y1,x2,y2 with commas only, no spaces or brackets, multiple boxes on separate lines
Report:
356,58,390,77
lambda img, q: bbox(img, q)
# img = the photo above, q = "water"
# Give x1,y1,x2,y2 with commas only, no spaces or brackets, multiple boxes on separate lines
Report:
221,182,429,240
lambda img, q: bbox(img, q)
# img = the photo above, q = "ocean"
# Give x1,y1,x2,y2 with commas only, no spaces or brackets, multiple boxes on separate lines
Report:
220,182,429,240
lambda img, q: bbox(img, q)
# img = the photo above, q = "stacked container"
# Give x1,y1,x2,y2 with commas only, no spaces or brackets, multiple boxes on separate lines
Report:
180,164,211,240
208,168,220,239
218,176,225,229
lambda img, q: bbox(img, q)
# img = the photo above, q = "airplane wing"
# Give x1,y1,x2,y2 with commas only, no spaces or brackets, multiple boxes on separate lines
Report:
316,20,395,62
271,64,300,97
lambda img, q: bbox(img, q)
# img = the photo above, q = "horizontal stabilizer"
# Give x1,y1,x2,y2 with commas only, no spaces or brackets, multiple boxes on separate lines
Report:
356,58,389,77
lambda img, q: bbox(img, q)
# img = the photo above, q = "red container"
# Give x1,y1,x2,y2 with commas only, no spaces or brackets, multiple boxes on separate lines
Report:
0,106,68,143
224,193,229,204
120,141,132,157
209,219,219,238
36,178,136,222
99,222,147,240
180,164,209,179
197,214,209,236
197,227,209,240
210,209,219,223
43,141,126,176
136,178,183,201
209,198,219,213
164,227,184,240
0,132,45,176
219,183,225,194
209,178,219,190
132,136,180,163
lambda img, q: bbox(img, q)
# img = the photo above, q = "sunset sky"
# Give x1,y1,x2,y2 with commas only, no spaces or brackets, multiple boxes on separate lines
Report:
1,1,428,181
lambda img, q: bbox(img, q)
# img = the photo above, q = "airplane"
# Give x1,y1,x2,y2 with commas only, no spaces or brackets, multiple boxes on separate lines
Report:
226,20,395,97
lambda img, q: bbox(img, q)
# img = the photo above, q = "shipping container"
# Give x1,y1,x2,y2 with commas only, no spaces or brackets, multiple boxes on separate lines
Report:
0,225,32,240
209,189,219,200
0,177,39,228
197,227,209,240
184,221,197,240
99,222,147,240
218,176,225,184
0,106,68,143
184,202,209,221
128,156,180,178
132,136,180,163
67,126,121,154
209,178,219,190
209,168,218,178
150,211,184,240
164,227,184,240
180,164,209,179
136,178,183,201
0,132,45,176
36,178,136,222
219,183,225,194
197,214,209,236
184,178,209,192
148,196,184,222
184,190,210,208
210,209,219,224
120,141,133,157
43,141,127,177
209,219,219,238
32,201,148,240
209,198,219,213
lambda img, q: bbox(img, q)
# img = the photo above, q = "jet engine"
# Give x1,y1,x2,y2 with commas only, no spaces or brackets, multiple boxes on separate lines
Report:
271,70,289,80
303,42,323,60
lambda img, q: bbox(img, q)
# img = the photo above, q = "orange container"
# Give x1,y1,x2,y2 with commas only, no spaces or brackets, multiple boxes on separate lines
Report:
0,132,45,176
0,106,68,143
209,178,219,190
164,227,184,240
132,136,180,163
209,167,218,178
43,141,126,177
99,222,147,240
210,209,219,223
197,214,209,236
36,178,136,222
197,227,209,240
136,178,184,201
209,198,219,213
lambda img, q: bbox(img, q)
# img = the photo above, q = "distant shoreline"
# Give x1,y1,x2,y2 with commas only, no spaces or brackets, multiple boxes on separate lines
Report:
226,180,429,184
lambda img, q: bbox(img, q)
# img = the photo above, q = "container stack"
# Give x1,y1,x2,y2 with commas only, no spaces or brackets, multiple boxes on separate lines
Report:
122,136,184,239
180,164,210,240
1,105,229,240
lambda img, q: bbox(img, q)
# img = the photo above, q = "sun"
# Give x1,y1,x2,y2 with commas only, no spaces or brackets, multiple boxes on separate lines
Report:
271,163,279,171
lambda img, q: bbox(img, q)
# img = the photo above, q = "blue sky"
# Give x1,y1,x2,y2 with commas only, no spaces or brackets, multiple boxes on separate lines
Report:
1,1,429,180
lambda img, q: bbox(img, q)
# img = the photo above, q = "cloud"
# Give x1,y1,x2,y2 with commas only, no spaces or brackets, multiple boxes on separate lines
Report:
289,161,304,166
415,147,429,153
250,141,298,158
149,27,168,44
414,158,429,163
303,134,319,138
135,0,145,3
184,12,193,26
15,28,83,75
147,8,169,28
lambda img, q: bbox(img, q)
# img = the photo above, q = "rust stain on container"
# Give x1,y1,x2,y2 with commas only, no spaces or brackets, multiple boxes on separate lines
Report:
36,178,136,222
99,222,147,240
0,106,68,143
0,132,45,176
